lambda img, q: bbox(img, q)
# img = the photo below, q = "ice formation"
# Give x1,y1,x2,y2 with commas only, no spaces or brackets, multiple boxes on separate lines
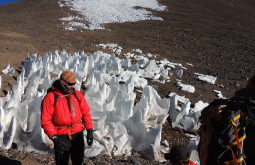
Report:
176,82,195,93
195,73,217,84
2,63,15,75
213,90,226,99
0,45,210,164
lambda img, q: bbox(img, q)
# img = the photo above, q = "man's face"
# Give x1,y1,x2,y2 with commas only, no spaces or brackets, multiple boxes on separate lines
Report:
62,80,76,91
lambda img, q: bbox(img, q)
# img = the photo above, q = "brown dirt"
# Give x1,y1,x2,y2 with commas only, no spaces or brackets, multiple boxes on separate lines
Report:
0,0,254,164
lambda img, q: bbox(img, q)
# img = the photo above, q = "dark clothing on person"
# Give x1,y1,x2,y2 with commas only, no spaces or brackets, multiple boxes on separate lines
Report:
234,87,255,98
53,131,84,165
233,87,255,165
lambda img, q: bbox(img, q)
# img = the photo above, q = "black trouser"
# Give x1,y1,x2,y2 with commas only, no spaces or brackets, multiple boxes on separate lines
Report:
54,131,85,165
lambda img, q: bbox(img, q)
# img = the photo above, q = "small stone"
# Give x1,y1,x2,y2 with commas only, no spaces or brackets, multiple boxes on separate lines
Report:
235,83,240,87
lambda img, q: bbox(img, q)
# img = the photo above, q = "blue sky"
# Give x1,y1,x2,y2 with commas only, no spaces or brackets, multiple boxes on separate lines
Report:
0,0,20,5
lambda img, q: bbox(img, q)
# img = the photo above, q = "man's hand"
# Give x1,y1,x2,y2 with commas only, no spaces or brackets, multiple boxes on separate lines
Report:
86,129,94,146
52,135,70,154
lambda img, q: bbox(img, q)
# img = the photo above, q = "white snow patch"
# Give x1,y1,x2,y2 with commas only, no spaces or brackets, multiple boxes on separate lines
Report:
59,0,167,30
195,73,217,84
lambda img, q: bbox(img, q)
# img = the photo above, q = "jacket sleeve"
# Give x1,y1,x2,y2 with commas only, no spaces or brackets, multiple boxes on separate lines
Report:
41,93,57,138
189,160,197,165
76,91,93,130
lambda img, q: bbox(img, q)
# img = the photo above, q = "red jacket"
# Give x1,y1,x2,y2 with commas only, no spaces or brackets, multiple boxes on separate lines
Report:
187,161,196,165
175,160,196,165
41,87,93,138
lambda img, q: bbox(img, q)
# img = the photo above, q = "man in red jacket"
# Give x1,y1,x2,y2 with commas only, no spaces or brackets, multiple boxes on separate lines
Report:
41,71,93,165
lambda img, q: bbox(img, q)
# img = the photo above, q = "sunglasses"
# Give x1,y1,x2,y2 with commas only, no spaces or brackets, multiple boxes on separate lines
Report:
67,82,76,86
62,80,76,86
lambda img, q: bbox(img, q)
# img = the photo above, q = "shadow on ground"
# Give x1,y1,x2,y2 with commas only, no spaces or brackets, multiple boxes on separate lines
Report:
0,155,21,165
